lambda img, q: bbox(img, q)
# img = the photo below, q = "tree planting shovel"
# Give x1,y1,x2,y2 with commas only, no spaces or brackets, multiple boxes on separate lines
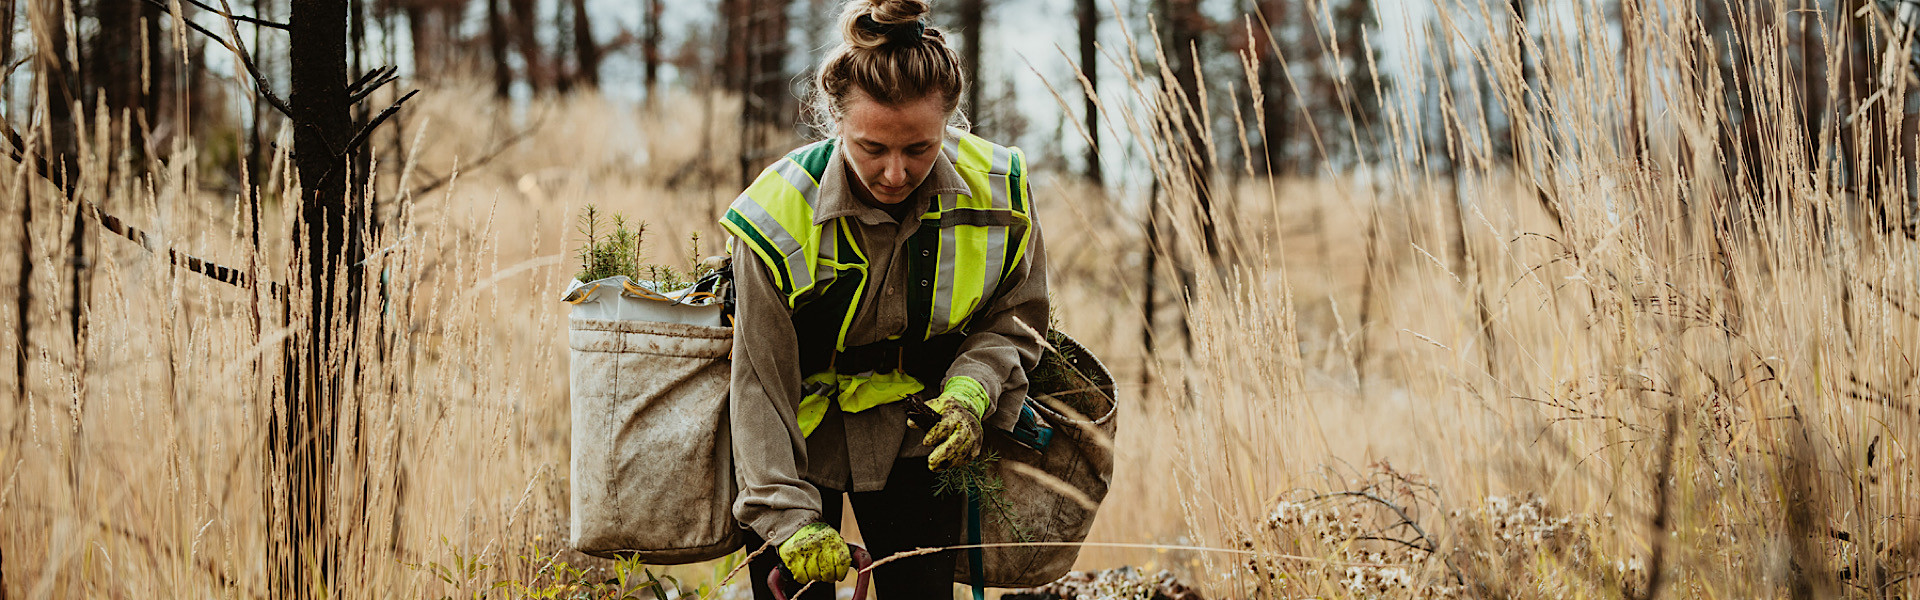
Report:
768,543,874,600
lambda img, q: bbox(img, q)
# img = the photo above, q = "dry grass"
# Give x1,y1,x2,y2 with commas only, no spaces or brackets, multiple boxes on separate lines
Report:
3,0,1920,597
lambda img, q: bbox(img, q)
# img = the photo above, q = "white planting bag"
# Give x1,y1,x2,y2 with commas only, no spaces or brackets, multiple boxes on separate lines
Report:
566,276,742,563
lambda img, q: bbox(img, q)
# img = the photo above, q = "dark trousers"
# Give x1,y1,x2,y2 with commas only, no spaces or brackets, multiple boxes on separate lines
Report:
745,458,964,600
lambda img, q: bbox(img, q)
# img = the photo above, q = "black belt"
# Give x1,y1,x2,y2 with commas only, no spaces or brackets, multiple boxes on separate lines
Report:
807,334,966,387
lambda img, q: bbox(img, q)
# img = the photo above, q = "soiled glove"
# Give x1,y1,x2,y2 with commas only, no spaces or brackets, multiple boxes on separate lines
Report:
923,376,989,471
777,522,850,583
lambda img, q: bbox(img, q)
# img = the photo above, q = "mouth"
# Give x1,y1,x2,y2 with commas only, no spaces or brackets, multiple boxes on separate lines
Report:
875,183,908,196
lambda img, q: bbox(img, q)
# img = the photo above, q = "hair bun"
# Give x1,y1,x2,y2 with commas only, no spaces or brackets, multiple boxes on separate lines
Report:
844,0,932,49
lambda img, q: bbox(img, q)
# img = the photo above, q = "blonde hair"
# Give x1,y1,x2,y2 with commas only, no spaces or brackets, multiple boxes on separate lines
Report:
811,0,969,133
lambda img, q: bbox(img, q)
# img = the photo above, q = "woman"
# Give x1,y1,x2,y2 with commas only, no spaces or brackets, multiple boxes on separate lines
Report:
718,0,1048,596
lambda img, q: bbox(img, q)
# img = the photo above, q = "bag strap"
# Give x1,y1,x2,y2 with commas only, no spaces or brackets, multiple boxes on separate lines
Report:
967,491,987,599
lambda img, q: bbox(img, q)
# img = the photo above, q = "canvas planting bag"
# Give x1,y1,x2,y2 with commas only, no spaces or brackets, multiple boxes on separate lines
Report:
955,330,1118,587
564,275,743,563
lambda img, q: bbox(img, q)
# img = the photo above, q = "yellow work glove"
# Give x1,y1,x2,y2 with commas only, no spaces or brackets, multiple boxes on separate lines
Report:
923,376,989,471
776,522,851,583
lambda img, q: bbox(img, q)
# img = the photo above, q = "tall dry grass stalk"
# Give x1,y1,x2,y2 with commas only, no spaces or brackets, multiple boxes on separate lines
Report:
1065,0,1920,597
2,0,1918,597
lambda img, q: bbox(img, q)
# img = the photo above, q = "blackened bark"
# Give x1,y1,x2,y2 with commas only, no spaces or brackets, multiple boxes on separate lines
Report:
1077,0,1101,183
34,0,79,189
280,0,358,596
506,0,547,91
90,0,141,119
487,0,509,98
643,0,660,101
745,0,788,124
12,155,29,427
1160,0,1217,259
406,3,430,74
1257,0,1290,175
569,0,598,88
959,0,983,125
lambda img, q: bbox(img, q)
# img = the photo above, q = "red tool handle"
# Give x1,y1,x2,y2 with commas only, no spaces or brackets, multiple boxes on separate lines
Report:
768,544,873,600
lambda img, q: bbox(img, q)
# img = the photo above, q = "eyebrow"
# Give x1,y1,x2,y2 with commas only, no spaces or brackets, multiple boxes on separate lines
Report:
852,137,937,150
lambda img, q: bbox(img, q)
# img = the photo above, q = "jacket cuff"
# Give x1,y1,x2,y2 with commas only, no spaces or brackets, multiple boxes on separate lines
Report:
754,508,821,546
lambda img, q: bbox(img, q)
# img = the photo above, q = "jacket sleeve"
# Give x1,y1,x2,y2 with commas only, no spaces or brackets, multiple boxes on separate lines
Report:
728,244,822,544
943,212,1050,432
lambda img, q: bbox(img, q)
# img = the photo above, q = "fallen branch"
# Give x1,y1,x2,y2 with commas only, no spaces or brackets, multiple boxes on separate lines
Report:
2,115,284,298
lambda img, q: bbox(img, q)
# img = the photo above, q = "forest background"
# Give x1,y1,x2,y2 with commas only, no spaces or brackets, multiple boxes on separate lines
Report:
3,0,1920,597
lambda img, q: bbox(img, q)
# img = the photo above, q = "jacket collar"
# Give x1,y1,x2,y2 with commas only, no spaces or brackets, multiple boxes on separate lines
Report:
814,137,971,226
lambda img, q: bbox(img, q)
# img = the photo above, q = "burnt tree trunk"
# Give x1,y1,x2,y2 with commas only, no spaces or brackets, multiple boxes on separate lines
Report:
958,0,983,126
506,0,548,92
487,0,510,98
1160,0,1217,260
278,0,358,596
569,0,598,88
1257,0,1291,175
1077,0,1101,183
33,0,79,188
643,0,660,102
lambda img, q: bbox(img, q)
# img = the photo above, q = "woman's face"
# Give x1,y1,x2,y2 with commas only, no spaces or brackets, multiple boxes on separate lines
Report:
840,88,948,206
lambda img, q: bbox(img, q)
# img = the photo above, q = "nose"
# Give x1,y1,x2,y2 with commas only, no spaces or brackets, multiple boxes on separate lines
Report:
881,155,907,187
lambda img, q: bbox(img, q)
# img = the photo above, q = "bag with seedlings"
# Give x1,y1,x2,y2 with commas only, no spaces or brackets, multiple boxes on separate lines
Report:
950,329,1118,587
562,207,742,563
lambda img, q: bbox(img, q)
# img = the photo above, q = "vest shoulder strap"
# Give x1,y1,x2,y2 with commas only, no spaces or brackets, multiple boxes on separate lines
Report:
719,139,838,299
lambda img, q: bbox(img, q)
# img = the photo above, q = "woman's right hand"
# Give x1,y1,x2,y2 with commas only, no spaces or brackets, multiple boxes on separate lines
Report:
777,522,852,583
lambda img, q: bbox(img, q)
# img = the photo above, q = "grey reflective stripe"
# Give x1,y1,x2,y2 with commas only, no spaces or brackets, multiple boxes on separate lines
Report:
979,224,1009,304
985,146,1012,210
734,197,815,292
816,220,840,283
939,192,960,214
774,157,822,209
942,135,961,163
931,223,961,334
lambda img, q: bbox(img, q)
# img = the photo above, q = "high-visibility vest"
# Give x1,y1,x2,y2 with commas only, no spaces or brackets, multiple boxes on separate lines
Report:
721,129,1034,435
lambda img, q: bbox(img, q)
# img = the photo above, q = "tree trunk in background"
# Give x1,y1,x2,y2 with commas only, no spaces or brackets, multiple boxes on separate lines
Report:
735,0,788,187
279,0,357,596
406,3,431,75
1160,0,1217,260
1257,0,1290,175
90,0,142,151
32,0,79,188
958,0,983,130
2,0,14,115
1620,0,1644,163
569,0,599,89
643,0,661,102
487,0,510,98
1076,0,1101,183
507,0,548,92
745,0,788,125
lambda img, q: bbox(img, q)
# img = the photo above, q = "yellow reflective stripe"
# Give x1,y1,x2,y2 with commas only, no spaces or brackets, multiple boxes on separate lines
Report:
797,374,838,437
796,371,925,437
950,135,995,214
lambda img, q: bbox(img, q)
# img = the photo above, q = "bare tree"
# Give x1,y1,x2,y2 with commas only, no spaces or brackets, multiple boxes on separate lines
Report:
277,0,358,595
959,0,983,127
569,0,599,88
507,0,548,91
487,0,509,97
1077,0,1101,182
643,0,660,101
1159,0,1217,260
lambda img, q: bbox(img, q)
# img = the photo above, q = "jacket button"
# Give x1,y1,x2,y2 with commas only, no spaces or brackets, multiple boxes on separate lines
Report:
920,249,931,257
920,279,931,287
